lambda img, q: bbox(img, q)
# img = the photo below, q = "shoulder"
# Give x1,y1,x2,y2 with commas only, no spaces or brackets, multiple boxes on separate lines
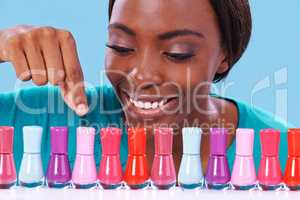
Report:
211,93,290,131
233,99,291,131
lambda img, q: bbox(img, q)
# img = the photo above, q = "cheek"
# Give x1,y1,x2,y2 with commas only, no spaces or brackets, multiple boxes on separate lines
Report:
161,55,217,100
163,59,212,90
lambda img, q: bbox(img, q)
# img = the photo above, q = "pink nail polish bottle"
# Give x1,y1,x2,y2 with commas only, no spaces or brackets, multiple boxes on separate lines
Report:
0,126,17,189
231,128,257,190
72,127,97,189
98,128,123,189
151,128,176,190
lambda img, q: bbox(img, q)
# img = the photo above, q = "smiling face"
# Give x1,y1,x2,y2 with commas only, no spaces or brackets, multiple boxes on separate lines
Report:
105,0,229,129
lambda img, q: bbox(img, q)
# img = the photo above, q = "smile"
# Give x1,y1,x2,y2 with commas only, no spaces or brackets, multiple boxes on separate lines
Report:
121,89,180,118
130,98,166,110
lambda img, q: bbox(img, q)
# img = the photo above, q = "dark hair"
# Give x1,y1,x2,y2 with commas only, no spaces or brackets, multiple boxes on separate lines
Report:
108,0,252,82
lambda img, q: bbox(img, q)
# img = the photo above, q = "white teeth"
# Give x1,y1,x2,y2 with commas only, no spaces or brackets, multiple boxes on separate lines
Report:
159,100,165,108
144,102,152,109
133,101,139,107
130,98,165,110
152,102,158,109
137,101,144,108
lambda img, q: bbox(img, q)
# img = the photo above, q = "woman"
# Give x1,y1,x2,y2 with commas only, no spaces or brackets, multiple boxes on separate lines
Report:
0,0,288,174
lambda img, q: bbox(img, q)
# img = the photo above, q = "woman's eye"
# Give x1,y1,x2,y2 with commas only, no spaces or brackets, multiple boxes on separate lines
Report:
163,52,195,61
106,44,134,55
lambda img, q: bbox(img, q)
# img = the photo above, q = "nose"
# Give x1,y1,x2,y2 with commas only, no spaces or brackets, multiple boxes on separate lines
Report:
129,48,164,88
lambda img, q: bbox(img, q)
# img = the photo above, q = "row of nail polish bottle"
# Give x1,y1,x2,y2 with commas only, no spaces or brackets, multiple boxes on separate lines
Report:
52,127,300,191
208,128,280,191
2,125,300,191
229,128,300,191
0,126,87,189
100,127,204,190
101,127,177,190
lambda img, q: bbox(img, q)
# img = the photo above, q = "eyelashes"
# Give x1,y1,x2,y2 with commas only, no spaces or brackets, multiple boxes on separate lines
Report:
106,44,134,56
106,43,195,61
163,52,195,61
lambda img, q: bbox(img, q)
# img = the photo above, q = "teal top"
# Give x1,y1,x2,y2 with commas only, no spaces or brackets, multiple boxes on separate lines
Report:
0,85,290,173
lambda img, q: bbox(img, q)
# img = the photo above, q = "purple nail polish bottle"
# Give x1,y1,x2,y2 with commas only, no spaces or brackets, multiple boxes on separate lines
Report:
46,127,72,188
205,128,230,190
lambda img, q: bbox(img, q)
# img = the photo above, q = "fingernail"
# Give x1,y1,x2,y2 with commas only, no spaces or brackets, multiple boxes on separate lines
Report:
76,104,89,116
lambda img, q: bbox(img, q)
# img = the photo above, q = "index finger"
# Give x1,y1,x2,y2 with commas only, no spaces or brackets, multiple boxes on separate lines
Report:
58,30,88,116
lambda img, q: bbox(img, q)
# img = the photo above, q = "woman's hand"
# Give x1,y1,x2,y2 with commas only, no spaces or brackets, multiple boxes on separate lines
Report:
0,25,88,116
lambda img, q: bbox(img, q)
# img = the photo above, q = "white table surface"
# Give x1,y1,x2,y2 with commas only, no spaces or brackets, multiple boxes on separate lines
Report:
0,187,299,200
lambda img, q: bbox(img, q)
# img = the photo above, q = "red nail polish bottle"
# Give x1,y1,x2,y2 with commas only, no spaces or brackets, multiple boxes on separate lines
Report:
284,128,300,190
258,129,282,190
98,128,123,189
124,128,149,189
0,126,17,189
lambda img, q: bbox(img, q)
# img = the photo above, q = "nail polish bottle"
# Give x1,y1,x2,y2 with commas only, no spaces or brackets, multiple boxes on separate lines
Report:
283,128,300,190
151,128,176,190
124,128,149,189
98,128,123,189
258,129,282,190
46,127,72,188
19,126,44,188
72,127,97,189
205,128,230,190
0,126,17,189
231,128,257,190
178,127,203,189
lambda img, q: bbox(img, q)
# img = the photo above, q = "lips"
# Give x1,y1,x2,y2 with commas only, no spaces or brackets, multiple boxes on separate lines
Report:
120,89,180,119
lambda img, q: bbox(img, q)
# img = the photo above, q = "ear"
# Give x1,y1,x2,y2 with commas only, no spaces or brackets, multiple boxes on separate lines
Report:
216,52,229,74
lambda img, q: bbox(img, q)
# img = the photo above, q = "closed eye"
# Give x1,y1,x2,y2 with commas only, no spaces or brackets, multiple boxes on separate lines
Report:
106,44,135,55
163,52,195,61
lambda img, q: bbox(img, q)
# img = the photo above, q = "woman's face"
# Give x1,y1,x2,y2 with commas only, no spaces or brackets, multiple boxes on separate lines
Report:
105,0,228,128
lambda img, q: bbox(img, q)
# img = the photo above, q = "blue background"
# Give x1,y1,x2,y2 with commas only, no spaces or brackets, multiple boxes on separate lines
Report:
0,0,299,125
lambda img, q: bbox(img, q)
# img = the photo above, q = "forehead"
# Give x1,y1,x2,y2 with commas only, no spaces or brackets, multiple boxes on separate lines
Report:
110,0,218,36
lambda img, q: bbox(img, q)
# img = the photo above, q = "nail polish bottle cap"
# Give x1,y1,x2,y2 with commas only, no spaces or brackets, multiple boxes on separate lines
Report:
236,128,254,156
209,128,228,156
23,126,43,153
100,127,121,155
76,127,96,155
182,127,202,155
0,126,14,154
260,129,280,156
50,127,68,154
128,128,147,155
154,128,173,155
288,129,300,156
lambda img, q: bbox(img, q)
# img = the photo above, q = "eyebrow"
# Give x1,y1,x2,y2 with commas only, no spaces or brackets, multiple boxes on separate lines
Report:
108,23,204,40
108,23,136,36
158,29,205,40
